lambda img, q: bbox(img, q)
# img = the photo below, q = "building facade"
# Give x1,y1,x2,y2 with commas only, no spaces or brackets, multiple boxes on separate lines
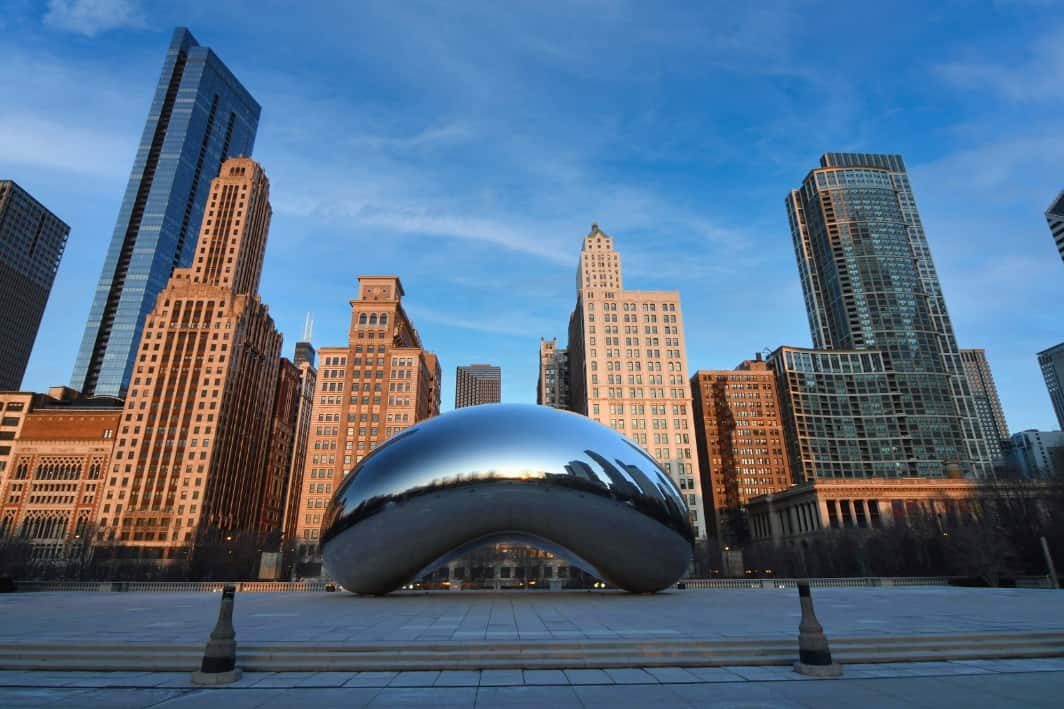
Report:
96,157,282,559
279,340,316,567
690,355,792,541
292,276,441,568
1008,430,1064,479
0,393,36,485
786,152,990,477
1038,342,1064,430
537,338,569,409
71,27,260,398
1047,190,1064,264
562,225,706,538
747,477,993,544
0,388,122,562
960,349,1010,461
258,358,301,537
0,181,70,391
769,346,912,481
455,364,501,408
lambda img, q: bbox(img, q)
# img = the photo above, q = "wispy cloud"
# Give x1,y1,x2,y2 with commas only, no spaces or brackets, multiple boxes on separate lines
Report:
43,0,145,37
406,305,557,338
935,26,1064,102
911,130,1064,200
0,111,133,177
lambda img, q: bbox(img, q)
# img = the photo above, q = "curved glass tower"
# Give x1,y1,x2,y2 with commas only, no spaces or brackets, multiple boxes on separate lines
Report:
71,27,259,397
785,153,991,478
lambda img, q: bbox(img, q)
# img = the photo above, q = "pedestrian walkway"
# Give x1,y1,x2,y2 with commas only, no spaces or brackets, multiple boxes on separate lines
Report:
1,660,1063,707
2,587,1061,645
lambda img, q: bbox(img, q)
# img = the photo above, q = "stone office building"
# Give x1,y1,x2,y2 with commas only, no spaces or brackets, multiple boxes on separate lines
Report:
557,225,707,538
292,276,442,570
96,157,284,560
0,387,122,562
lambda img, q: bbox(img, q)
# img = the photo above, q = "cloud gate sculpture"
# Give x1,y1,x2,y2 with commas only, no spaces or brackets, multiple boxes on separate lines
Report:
320,403,695,594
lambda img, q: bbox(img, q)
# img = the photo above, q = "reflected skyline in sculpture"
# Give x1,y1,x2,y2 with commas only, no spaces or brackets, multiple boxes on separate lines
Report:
320,404,695,594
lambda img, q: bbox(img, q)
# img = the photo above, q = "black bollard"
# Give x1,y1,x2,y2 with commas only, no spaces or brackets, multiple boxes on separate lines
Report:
793,581,842,677
191,584,241,685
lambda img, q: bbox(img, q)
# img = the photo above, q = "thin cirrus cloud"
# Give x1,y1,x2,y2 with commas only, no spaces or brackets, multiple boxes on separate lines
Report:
43,0,145,37
934,25,1064,102
5,2,1064,429
0,111,132,178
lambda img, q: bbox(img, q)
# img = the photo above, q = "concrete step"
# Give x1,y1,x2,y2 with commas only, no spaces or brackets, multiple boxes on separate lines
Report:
0,632,1061,672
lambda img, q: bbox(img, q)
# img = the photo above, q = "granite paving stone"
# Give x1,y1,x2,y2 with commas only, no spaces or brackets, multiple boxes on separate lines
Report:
643,666,701,683
344,671,398,687
387,670,439,687
563,668,613,684
474,684,583,707
572,683,692,707
367,686,476,706
477,669,524,686
434,670,481,686
603,667,658,684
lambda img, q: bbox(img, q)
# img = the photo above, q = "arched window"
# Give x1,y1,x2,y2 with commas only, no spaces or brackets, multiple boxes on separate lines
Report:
369,314,378,325
358,314,367,325
380,314,388,325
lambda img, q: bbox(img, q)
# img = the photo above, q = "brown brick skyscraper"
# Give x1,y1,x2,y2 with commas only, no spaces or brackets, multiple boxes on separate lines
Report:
691,355,792,541
293,276,441,569
455,364,501,408
97,157,282,559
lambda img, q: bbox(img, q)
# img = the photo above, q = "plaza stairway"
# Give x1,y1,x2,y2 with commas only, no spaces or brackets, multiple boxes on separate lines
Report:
2,631,1063,672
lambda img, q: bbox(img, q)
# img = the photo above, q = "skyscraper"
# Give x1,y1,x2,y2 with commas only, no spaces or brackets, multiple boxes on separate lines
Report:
1038,342,1064,430
455,364,502,408
537,337,569,409
1047,190,1064,264
960,349,1010,460
769,345,909,481
292,276,442,570
786,152,990,477
97,157,281,558
71,27,260,398
562,225,706,538
0,181,70,391
280,339,317,569
691,355,792,540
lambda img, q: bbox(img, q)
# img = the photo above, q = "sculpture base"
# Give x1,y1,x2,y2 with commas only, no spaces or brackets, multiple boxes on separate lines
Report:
191,668,242,685
793,661,842,677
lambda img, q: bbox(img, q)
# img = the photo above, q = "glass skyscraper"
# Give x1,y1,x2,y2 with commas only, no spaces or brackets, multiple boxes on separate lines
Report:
71,27,259,397
785,152,991,478
0,181,70,391
1047,190,1064,264
1038,342,1064,430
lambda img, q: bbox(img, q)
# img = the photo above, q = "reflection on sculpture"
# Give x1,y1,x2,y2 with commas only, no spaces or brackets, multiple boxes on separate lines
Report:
320,403,695,594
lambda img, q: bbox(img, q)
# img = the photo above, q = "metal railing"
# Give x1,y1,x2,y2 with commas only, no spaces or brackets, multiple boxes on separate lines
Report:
676,575,1053,590
11,576,1053,592
14,580,329,593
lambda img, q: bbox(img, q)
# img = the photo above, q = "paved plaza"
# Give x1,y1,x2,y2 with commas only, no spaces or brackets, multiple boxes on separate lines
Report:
2,587,1062,705
1,662,1064,707
1,586,1062,645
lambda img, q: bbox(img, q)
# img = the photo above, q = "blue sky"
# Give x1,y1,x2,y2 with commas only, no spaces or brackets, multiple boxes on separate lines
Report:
2,0,1062,429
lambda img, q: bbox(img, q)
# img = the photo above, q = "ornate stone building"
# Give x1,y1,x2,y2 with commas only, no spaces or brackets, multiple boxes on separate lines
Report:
560,225,707,538
292,276,442,570
96,157,283,560
0,388,122,561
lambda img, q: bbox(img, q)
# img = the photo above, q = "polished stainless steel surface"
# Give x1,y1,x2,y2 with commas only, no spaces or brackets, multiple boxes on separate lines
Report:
320,403,694,594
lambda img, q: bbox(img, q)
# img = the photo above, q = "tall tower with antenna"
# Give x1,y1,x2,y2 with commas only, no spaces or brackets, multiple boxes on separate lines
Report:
295,312,315,367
